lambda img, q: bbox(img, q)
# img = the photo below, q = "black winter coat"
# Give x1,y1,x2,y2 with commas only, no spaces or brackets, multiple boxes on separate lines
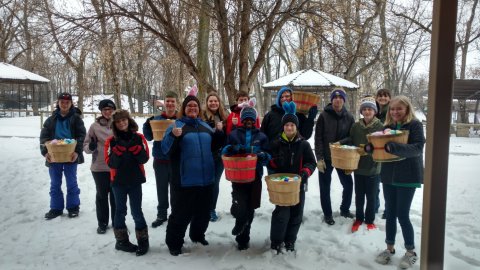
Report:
268,134,317,180
261,105,314,143
105,131,149,186
380,119,425,185
40,108,86,166
314,104,355,160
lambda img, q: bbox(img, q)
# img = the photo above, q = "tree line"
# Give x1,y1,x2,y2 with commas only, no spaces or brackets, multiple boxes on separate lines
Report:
1,0,479,122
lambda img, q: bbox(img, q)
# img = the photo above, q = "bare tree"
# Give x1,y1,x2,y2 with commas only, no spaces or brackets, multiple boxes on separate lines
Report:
43,0,90,111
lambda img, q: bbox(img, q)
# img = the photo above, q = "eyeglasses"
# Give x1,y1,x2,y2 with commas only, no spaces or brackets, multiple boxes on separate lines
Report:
187,104,199,108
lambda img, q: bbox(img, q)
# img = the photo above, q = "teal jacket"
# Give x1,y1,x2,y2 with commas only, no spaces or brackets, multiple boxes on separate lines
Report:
340,117,383,176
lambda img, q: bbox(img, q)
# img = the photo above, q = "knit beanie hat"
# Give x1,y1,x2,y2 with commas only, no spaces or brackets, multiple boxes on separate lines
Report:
58,92,72,101
359,96,378,114
276,86,293,108
98,99,116,111
281,101,299,127
330,88,347,102
240,107,257,122
181,86,200,112
239,97,257,122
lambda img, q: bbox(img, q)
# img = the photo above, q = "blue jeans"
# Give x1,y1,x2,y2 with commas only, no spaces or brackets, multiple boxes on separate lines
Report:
318,159,353,217
112,184,147,230
353,174,377,224
375,175,382,213
383,183,416,250
211,157,224,211
48,163,80,210
153,159,172,219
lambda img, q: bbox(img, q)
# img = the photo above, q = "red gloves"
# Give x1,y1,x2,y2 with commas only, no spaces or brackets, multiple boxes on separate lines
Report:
112,145,126,156
128,145,142,155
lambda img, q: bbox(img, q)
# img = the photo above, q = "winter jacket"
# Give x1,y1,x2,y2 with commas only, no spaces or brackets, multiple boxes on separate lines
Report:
314,104,355,161
143,112,177,160
226,104,260,135
223,126,270,177
223,127,270,209
380,119,425,186
104,131,149,186
161,116,224,188
339,117,384,176
261,104,314,143
40,107,86,166
376,103,389,123
83,116,113,172
268,133,317,180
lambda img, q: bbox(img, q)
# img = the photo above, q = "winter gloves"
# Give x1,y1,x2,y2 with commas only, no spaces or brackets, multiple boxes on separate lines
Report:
112,145,127,156
300,170,309,184
111,137,144,156
364,143,374,154
364,142,394,154
256,152,271,166
222,144,247,155
317,159,326,173
128,145,142,155
88,137,97,151
308,105,318,120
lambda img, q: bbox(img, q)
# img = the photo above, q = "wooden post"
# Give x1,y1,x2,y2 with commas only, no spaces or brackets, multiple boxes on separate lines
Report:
421,0,458,269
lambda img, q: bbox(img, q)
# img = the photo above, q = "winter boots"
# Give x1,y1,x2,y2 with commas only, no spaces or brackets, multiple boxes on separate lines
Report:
114,228,138,253
67,206,79,218
44,209,63,220
151,217,167,228
135,228,149,256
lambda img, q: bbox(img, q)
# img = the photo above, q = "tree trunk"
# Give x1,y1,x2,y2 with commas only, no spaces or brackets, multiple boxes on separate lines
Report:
196,0,211,98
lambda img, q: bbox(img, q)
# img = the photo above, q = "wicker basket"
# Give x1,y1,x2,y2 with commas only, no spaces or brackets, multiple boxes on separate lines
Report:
150,119,175,141
45,141,77,163
329,144,360,170
367,130,409,162
265,173,301,206
222,154,257,183
292,91,321,114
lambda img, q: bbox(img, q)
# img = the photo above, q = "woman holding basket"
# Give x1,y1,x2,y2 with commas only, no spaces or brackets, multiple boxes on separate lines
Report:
364,96,425,269
267,101,316,254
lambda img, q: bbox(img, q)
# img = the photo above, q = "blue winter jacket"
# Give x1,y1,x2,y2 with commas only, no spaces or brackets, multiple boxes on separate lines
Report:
143,112,176,160
222,127,270,177
162,116,223,187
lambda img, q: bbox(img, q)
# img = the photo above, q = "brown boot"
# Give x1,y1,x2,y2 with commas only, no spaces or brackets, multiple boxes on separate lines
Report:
114,228,137,253
135,228,149,256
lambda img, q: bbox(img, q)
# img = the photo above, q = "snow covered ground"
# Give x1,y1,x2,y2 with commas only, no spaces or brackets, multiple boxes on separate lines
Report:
0,115,479,270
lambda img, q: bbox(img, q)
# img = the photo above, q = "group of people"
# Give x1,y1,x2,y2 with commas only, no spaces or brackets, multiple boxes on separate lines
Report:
39,85,425,269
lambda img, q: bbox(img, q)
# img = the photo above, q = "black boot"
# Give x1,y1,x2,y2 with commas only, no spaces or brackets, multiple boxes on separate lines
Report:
231,220,248,236
151,217,168,228
237,241,249,250
135,228,149,256
67,206,79,218
270,242,282,254
114,228,138,253
191,238,209,246
44,209,63,220
285,242,295,252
